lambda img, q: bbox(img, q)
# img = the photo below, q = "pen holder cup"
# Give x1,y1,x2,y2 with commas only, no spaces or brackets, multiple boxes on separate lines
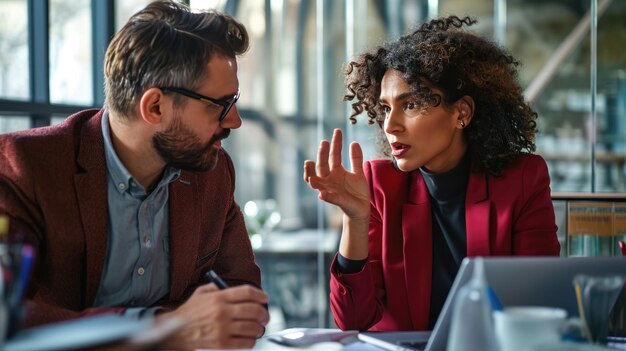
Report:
6,300,24,339
574,274,626,344
0,272,7,347
0,254,27,341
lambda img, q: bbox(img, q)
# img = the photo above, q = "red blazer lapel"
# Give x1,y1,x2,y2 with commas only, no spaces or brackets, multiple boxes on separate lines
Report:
73,111,109,307
466,170,492,256
402,171,433,330
168,172,201,299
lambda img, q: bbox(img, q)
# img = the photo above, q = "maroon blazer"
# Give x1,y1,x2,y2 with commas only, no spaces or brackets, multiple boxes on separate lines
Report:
330,155,560,331
0,109,260,327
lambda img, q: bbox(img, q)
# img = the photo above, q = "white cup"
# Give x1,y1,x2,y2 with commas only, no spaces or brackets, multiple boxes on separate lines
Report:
493,306,569,351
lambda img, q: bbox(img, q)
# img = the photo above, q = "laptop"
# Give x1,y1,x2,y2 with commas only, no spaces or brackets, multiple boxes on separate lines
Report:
358,256,626,351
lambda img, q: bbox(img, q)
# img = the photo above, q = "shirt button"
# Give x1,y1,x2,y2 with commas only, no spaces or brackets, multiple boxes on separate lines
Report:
144,235,151,246
137,267,145,276
118,183,126,190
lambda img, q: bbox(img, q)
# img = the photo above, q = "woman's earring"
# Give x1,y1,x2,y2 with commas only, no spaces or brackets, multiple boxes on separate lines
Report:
459,120,466,128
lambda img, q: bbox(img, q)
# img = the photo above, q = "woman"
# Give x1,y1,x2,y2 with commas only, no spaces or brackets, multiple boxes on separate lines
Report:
303,16,560,332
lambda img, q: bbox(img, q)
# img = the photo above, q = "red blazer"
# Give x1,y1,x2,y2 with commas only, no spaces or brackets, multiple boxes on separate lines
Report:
0,109,260,327
329,155,560,331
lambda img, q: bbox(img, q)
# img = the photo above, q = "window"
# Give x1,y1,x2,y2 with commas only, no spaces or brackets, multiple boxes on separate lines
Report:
0,116,29,133
49,0,93,105
0,0,29,100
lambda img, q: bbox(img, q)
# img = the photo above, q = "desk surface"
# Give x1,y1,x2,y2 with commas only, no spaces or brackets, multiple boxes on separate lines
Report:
246,336,386,351
246,332,621,351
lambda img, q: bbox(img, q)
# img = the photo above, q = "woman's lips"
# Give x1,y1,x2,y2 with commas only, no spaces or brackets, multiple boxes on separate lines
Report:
390,142,410,157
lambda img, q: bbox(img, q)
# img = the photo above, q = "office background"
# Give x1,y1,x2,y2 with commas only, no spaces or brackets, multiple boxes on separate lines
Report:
1,0,625,331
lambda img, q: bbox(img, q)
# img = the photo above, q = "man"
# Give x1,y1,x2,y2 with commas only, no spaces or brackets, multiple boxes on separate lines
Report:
0,1,269,349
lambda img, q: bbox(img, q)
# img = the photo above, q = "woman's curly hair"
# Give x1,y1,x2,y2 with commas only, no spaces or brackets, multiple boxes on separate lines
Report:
344,16,537,177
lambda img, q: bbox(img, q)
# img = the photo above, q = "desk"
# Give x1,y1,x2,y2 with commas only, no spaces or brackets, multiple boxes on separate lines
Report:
253,229,339,330
250,338,381,350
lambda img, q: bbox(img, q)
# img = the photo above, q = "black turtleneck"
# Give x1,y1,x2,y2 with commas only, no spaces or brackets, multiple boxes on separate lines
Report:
419,153,470,329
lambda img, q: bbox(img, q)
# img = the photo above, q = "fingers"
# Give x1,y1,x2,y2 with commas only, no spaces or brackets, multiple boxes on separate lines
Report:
303,129,353,192
349,141,364,175
166,286,270,351
329,128,343,170
304,129,344,181
176,327,261,350
215,284,269,305
194,283,269,304
303,160,316,183
229,320,267,338
194,283,219,293
315,139,330,176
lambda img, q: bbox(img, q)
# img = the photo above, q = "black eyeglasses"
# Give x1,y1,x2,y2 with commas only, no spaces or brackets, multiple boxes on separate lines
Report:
160,87,240,122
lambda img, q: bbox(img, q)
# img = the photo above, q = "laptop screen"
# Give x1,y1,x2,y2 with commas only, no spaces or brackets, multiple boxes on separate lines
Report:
359,256,626,351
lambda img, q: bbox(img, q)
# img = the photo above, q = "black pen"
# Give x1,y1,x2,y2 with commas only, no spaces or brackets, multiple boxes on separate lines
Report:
205,270,229,289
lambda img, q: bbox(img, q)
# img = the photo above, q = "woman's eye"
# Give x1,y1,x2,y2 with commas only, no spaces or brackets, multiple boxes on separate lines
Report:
405,101,418,110
381,105,391,114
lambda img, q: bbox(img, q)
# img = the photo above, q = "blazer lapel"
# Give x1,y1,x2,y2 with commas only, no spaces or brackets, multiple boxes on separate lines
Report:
168,172,201,299
73,111,109,307
402,171,433,330
465,170,492,256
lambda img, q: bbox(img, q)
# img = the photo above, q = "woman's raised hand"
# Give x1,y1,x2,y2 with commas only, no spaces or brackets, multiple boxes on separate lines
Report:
303,129,370,220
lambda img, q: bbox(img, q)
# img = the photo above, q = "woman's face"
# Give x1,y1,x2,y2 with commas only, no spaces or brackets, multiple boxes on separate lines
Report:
379,69,468,173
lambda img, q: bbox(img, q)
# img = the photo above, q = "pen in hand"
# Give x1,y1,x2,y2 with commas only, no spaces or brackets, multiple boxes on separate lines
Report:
205,270,229,289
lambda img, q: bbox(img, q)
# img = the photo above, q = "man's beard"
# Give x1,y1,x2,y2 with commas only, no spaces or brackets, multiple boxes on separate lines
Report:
153,116,230,172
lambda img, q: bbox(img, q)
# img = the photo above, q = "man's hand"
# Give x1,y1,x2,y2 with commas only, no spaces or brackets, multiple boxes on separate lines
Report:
156,283,269,350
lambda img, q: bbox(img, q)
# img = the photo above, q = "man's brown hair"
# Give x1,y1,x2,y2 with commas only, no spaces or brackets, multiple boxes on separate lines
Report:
104,0,249,119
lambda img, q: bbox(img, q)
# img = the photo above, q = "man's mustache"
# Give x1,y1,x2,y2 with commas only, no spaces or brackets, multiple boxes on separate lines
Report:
210,129,230,145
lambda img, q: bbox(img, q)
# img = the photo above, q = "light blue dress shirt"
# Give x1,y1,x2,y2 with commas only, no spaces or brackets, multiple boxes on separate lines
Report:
94,112,180,318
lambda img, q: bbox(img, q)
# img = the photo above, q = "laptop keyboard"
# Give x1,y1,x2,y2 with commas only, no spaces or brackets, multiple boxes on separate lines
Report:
398,340,428,350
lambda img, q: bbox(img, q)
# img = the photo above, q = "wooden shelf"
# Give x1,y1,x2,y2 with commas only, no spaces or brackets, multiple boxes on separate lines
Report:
552,192,626,201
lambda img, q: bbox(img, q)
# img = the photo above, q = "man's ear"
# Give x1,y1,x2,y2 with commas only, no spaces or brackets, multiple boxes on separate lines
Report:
455,95,475,128
139,88,167,125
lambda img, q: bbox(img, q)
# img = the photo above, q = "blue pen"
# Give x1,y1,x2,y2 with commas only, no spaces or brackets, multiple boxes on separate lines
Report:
487,285,503,311
16,245,34,301
5,243,33,338
205,270,229,289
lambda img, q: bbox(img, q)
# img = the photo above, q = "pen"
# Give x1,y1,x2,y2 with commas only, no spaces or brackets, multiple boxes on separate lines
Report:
574,282,591,341
16,244,34,302
205,270,229,289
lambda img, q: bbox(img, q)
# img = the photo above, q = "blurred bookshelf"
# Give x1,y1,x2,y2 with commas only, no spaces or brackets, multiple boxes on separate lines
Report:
552,193,626,257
